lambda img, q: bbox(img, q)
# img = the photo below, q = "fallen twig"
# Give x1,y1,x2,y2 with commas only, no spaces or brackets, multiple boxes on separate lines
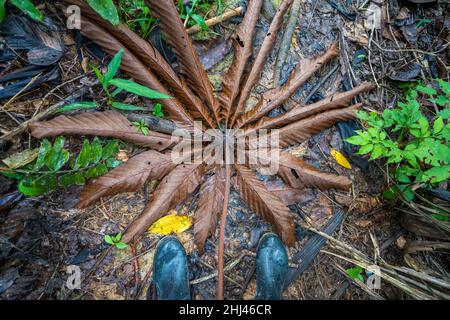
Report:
0,87,89,147
191,252,247,285
274,0,301,84
186,7,243,35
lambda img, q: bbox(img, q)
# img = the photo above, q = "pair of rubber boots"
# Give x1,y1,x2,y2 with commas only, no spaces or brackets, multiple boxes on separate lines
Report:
153,233,287,300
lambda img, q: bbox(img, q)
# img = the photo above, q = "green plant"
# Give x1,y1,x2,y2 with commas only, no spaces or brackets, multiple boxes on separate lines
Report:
104,233,128,249
132,119,149,135
0,0,44,24
347,80,450,202
346,266,364,282
1,137,123,196
58,50,171,113
118,0,156,39
86,0,120,26
178,0,215,31
152,102,164,118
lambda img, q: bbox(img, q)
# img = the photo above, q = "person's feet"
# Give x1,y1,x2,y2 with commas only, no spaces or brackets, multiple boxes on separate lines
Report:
255,233,288,300
152,233,288,300
153,236,191,300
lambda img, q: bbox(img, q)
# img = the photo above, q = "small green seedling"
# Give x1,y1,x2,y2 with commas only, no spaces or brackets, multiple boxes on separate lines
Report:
178,0,213,31
346,266,365,282
58,50,171,113
152,103,165,118
104,233,128,249
118,0,157,39
132,119,150,136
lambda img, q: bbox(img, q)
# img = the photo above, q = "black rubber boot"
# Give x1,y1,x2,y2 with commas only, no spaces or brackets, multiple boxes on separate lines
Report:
255,233,288,300
153,236,191,300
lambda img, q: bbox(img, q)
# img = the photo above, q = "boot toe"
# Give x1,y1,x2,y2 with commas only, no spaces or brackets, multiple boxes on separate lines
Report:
255,233,288,300
153,236,190,300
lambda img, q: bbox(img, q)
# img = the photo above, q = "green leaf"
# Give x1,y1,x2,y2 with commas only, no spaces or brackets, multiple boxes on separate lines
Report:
431,214,450,221
346,266,364,281
152,103,164,118
10,0,44,21
370,144,384,160
113,233,122,242
416,84,437,96
0,0,6,24
367,127,380,139
1,171,23,180
383,187,397,200
141,126,149,136
47,143,70,172
190,13,207,30
357,144,374,155
111,102,146,111
95,163,108,177
437,108,450,120
59,173,77,188
73,172,86,185
437,79,450,95
34,139,52,170
399,185,414,202
115,242,128,250
75,140,92,169
102,140,119,160
433,117,444,134
346,135,369,146
90,138,103,164
109,78,172,99
86,0,120,26
104,235,114,245
429,95,450,107
56,102,98,113
18,180,45,196
84,167,97,180
106,157,122,168
422,166,450,184
104,49,123,86
53,136,65,152
92,65,105,87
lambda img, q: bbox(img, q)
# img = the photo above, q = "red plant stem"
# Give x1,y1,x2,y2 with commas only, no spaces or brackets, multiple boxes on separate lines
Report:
217,139,232,300
130,243,141,287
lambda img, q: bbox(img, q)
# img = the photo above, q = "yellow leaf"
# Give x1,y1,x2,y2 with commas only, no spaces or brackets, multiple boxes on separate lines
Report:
330,149,352,169
148,214,192,235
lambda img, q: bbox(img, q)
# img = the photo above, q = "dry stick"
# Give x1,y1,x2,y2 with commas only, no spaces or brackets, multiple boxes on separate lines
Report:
274,0,301,84
217,142,232,300
0,73,43,125
334,264,385,300
126,113,181,134
186,7,243,34
0,87,89,147
191,252,247,285
303,64,339,104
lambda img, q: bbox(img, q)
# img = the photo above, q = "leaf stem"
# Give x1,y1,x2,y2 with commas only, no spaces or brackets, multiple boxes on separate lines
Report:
217,139,232,300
